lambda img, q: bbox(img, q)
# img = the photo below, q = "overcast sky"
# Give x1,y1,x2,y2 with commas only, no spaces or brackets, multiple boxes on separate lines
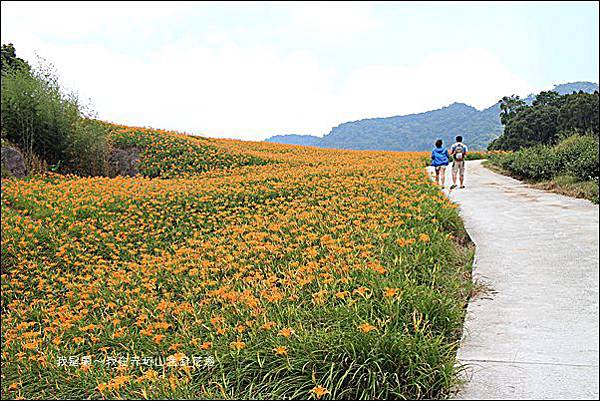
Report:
2,1,599,140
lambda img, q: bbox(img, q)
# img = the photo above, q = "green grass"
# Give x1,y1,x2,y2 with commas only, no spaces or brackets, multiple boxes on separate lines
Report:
532,175,599,204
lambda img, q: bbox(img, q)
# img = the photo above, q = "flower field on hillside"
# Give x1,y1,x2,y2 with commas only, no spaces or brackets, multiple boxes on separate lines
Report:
110,126,269,177
1,127,473,399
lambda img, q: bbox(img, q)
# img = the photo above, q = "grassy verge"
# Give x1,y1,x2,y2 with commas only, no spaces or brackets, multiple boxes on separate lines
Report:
531,175,599,203
484,160,599,204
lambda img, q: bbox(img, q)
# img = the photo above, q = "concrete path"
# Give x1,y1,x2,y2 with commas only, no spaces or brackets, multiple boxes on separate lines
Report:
439,160,599,400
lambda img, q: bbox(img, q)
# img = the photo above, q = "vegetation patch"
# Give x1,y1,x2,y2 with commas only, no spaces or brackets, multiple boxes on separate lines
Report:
109,125,269,178
1,54,112,176
2,135,473,400
488,135,599,203
489,89,598,151
486,86,598,203
463,151,502,161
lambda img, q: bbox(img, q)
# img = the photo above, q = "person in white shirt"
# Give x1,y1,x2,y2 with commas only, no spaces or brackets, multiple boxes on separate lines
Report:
449,136,468,189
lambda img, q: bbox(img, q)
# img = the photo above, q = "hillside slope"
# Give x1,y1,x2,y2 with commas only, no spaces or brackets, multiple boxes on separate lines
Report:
109,125,268,178
1,125,473,400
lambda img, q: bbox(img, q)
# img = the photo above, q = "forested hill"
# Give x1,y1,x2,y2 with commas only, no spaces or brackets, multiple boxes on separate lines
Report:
318,102,501,151
522,81,599,103
265,81,599,151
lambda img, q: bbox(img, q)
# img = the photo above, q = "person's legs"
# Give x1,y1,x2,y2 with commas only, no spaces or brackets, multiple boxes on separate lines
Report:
459,161,465,187
440,166,446,187
451,162,458,188
434,167,440,185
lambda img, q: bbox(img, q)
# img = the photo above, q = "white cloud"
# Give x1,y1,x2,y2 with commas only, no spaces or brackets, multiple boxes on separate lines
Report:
20,40,338,139
284,3,377,40
2,3,535,140
337,48,535,121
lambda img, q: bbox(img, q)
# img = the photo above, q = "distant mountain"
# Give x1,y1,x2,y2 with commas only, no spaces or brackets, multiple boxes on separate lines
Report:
316,102,502,151
523,81,599,103
552,81,599,95
265,81,599,151
265,134,323,147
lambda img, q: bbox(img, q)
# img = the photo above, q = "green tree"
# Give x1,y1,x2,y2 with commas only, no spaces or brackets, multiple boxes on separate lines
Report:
490,105,560,150
533,90,564,108
1,43,30,74
490,90,599,151
498,95,526,125
558,91,599,136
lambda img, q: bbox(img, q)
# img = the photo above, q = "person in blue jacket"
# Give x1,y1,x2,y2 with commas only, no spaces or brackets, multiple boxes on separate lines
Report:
431,139,450,187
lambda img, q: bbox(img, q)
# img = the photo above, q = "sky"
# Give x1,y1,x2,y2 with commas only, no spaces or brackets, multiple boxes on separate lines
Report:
1,1,599,140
